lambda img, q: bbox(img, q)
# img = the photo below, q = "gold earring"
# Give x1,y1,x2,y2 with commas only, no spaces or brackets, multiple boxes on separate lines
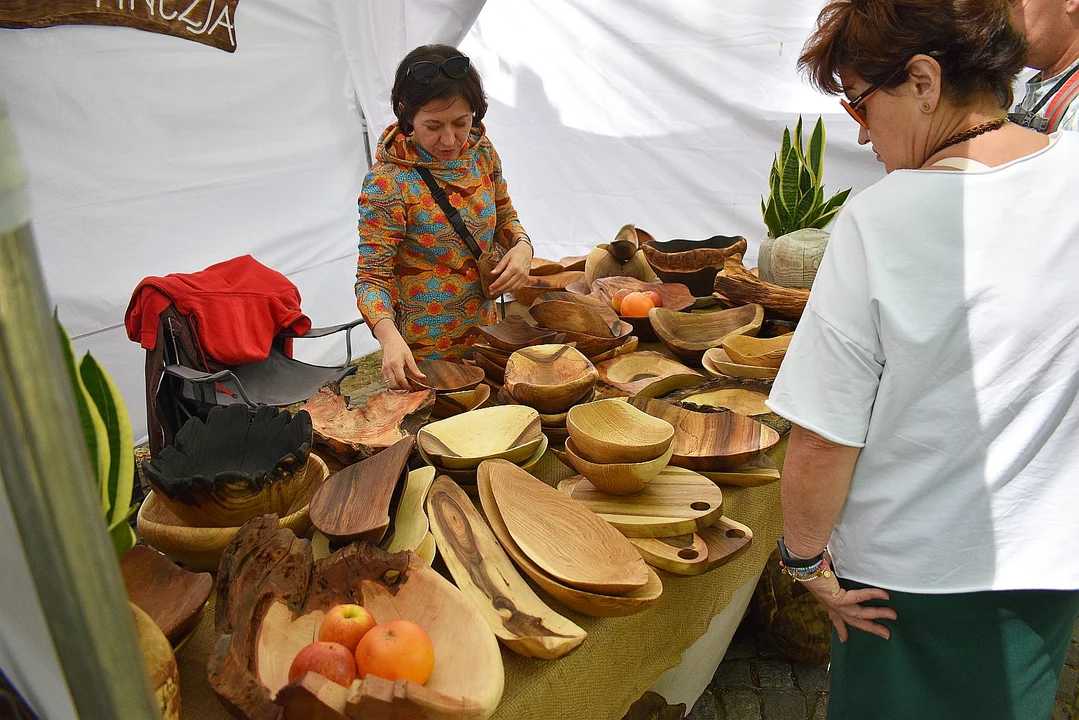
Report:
922,102,931,112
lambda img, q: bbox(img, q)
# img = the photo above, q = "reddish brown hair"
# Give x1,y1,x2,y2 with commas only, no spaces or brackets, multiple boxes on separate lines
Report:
799,0,1027,109
392,44,488,135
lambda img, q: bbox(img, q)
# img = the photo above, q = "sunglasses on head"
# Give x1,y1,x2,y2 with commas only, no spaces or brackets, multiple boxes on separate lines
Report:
407,56,471,84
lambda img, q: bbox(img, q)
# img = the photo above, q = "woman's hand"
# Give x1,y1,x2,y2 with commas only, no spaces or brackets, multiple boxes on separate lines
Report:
488,240,532,296
802,571,897,642
373,319,424,390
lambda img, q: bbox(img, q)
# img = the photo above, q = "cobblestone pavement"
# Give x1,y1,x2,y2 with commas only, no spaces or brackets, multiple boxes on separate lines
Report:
686,615,1079,720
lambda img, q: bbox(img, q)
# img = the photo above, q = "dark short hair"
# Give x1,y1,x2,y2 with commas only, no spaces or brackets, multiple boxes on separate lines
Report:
391,44,488,134
799,0,1027,109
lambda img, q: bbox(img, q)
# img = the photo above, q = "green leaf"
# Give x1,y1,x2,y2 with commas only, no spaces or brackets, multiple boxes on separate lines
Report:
79,353,135,526
780,127,792,162
808,187,852,229
793,116,805,164
109,519,137,558
807,117,827,186
777,145,801,233
55,315,109,511
792,186,818,228
762,196,783,238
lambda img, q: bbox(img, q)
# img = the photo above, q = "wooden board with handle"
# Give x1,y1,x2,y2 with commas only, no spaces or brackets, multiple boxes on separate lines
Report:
628,533,710,576
698,453,781,487
699,516,754,570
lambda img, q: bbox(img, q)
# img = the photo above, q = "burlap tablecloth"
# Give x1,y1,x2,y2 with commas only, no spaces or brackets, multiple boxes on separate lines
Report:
175,442,786,720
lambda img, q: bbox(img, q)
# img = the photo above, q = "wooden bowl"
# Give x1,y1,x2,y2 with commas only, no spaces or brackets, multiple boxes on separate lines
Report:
478,315,564,352
304,386,435,463
528,293,621,338
649,304,765,366
503,344,599,414
573,276,695,312
513,271,586,306
629,397,780,471
595,351,704,398
561,437,674,496
712,254,810,321
702,348,779,380
408,359,485,392
473,351,506,384
471,342,513,367
137,454,328,571
557,321,635,358
641,235,748,296
432,384,492,419
208,517,503,720
566,398,675,464
585,335,639,364
418,433,549,485
722,333,793,369
141,404,313,528
121,546,213,646
583,245,658,286
499,383,592,423
418,405,543,470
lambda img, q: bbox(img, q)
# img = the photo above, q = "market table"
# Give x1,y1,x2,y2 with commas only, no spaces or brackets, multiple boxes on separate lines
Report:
175,440,785,720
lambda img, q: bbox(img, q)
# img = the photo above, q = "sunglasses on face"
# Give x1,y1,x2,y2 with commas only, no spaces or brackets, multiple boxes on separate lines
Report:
840,66,905,129
407,56,471,84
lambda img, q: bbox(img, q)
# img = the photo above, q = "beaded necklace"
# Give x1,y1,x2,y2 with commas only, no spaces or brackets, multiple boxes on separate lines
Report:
929,117,1009,158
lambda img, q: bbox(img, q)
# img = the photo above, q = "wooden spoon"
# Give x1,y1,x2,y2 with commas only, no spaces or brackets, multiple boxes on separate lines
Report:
426,477,587,659
481,459,649,595
308,435,414,543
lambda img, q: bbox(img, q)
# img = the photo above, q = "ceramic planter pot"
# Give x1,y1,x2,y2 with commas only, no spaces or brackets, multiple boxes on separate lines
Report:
757,228,830,289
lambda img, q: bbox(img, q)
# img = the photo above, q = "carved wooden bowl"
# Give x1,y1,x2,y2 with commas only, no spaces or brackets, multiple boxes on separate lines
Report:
408,359,485,393
471,342,513,369
649,303,765,366
514,271,586,306
641,235,749,296
208,517,504,720
702,348,779,380
141,405,313,528
721,333,792,369
477,315,565,352
418,433,549,487
418,405,543,470
629,397,780,471
595,351,704,398
432,383,492,419
560,437,674,496
137,454,328,571
502,344,599,414
569,276,697,343
528,293,622,338
304,387,435,463
557,321,635,358
566,398,675,464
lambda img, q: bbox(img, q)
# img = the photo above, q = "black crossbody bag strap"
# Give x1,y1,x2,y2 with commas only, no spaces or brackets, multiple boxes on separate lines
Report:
1010,62,1079,131
415,167,482,259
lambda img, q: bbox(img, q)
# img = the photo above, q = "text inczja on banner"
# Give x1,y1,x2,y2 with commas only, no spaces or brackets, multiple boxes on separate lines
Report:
0,0,240,53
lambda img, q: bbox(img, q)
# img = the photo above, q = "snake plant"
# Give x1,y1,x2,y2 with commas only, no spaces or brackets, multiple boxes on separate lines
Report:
761,116,851,238
57,316,138,559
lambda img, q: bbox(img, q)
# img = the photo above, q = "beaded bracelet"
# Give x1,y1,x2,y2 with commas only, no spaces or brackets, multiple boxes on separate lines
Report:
780,555,832,583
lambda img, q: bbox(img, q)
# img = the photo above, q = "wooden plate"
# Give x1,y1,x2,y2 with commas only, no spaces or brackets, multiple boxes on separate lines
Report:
431,383,492,419
529,294,622,338
628,533,710,576
503,344,599,414
559,437,674,496
477,470,664,617
309,436,413,544
426,477,587,659
722,333,792,369
631,396,780,471
698,453,781,487
120,546,213,645
384,466,436,556
649,304,765,365
418,405,542,470
699,516,754,570
478,315,564,352
566,398,674,464
595,351,704,398
304,386,435,462
678,386,770,416
482,459,649,595
702,348,779,380
557,466,724,538
407,359,485,392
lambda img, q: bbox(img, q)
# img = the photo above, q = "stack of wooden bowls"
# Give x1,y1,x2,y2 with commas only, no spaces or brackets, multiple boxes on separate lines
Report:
702,332,793,381
416,405,548,487
526,292,637,364
474,315,566,391
137,405,329,571
407,358,490,418
500,344,598,446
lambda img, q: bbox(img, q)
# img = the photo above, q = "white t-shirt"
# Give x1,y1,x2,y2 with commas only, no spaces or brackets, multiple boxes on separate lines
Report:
766,132,1079,593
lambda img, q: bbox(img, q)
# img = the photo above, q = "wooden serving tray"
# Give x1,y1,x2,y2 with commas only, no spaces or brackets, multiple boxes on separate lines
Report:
628,533,709,576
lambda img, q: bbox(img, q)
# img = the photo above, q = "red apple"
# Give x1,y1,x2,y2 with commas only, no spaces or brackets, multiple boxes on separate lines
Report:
611,289,633,313
288,641,357,687
319,603,377,653
643,290,663,308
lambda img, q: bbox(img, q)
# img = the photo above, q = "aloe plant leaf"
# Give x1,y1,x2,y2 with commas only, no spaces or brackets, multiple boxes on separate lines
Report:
809,188,853,229
780,127,792,162
109,518,137,558
807,117,827,186
777,145,802,232
763,196,783,238
55,315,109,511
80,353,134,526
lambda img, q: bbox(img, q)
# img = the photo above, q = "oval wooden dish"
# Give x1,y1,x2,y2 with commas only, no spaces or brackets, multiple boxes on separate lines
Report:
141,404,314,528
432,383,492,419
722,333,793,369
137,454,328,571
649,304,765,366
528,293,622,338
629,397,780,471
571,276,696,342
208,516,504,720
702,348,779,380
417,433,549,485
478,315,564,352
566,398,675,464
558,437,674,496
408,359,485,393
641,235,749,296
595,351,704,398
418,405,543,470
503,344,599,414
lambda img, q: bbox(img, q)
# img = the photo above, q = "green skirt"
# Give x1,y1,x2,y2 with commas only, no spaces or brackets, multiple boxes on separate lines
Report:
828,579,1079,720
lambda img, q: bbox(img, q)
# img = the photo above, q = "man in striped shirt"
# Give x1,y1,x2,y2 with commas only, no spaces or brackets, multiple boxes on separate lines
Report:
1008,0,1079,132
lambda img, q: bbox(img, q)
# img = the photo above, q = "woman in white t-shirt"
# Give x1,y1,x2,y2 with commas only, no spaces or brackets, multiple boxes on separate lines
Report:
767,1,1079,718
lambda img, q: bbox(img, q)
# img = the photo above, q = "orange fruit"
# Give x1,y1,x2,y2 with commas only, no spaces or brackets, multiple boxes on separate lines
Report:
619,292,656,318
354,619,435,685
610,289,633,313
643,290,663,308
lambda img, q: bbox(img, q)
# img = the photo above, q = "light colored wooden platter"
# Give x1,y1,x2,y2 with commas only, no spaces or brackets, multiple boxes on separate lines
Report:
712,253,810,321
557,437,674,496
699,516,754,570
595,351,704,398
304,386,435,462
418,405,542,470
384,466,436,556
477,469,664,617
308,436,413,544
120,545,212,645
528,293,622,338
503,343,598,414
426,477,587,659
678,387,770,416
417,433,548,486
628,533,710,576
478,315,564,352
482,459,649,595
698,453,781,487
432,383,492,419
649,303,765,365
702,347,779,380
557,466,723,538
566,398,675,464
408,358,485,392
630,396,780,471
722,333,792,369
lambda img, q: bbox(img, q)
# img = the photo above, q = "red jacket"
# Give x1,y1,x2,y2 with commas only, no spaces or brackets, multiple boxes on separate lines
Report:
125,255,312,365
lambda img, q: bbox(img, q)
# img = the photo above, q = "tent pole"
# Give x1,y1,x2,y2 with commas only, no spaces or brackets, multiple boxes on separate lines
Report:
0,107,159,718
